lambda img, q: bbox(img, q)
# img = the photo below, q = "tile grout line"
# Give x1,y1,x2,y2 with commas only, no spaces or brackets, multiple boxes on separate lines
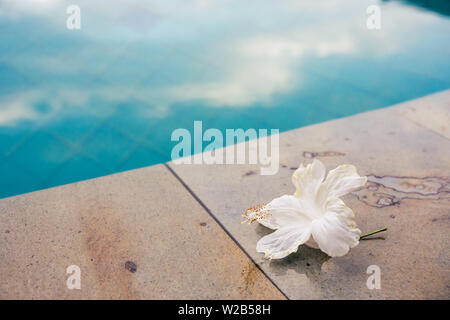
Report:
164,163,289,300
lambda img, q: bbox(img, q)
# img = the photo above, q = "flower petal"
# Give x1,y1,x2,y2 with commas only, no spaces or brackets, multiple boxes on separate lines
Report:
244,195,312,229
320,164,367,199
292,159,325,200
257,225,311,259
325,197,358,228
311,198,361,257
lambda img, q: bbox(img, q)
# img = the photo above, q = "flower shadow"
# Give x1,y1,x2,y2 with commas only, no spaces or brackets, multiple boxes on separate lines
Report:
255,224,330,279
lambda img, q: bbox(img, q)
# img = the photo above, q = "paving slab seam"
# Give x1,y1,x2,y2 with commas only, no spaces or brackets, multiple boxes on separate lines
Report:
397,114,450,142
391,89,450,141
164,163,289,300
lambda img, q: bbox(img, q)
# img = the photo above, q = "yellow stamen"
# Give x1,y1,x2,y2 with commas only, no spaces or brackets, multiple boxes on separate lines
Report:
242,204,271,225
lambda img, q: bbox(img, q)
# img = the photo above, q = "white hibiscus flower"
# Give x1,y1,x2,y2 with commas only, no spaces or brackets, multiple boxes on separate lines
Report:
243,159,370,259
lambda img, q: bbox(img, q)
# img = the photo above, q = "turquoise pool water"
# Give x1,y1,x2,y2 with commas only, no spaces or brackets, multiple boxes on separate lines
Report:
0,0,449,199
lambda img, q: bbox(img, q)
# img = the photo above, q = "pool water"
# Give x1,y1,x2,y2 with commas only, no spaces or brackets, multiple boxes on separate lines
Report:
0,0,449,199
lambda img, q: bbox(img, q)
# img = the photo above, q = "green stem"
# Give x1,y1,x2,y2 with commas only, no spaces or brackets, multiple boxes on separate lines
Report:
360,227,387,240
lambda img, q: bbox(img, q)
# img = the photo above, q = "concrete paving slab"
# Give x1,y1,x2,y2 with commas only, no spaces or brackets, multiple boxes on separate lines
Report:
394,89,450,139
168,91,450,299
0,165,285,299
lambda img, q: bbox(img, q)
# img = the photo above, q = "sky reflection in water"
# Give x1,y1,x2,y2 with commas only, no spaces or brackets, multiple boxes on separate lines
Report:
0,0,449,198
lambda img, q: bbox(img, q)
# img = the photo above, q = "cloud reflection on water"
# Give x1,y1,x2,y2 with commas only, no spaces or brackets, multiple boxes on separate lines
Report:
1,0,448,125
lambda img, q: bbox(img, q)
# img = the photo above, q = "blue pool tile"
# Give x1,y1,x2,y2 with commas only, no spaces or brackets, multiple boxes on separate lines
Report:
5,131,74,181
43,113,108,147
0,158,42,199
41,155,112,190
118,145,168,172
81,124,138,171
0,128,34,159
303,56,450,103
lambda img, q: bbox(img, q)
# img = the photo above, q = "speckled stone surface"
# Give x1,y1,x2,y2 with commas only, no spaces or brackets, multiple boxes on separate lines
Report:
169,90,450,299
0,165,285,299
394,89,450,139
